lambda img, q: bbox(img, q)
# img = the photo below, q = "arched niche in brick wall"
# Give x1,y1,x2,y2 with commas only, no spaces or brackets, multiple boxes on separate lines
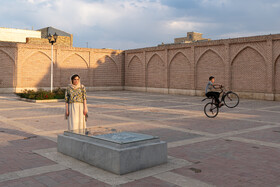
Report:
169,52,191,89
0,49,14,88
20,51,51,88
147,53,165,88
126,55,144,87
60,53,89,87
94,55,120,86
195,49,225,90
231,46,266,92
275,55,280,93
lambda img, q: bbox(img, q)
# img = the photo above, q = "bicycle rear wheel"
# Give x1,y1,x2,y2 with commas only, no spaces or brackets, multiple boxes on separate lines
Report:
204,102,219,118
224,92,239,108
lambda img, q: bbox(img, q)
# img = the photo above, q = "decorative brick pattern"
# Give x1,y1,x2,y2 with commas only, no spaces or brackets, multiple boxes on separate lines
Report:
0,50,14,88
94,55,121,86
125,34,280,99
19,51,51,88
232,47,266,92
1,33,280,99
275,56,280,93
196,49,225,90
26,36,72,47
273,40,280,62
126,56,144,87
169,52,191,89
59,53,89,87
9,44,124,89
147,54,166,88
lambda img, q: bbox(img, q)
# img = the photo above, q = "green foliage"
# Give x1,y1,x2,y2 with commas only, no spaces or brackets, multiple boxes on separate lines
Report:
16,88,65,100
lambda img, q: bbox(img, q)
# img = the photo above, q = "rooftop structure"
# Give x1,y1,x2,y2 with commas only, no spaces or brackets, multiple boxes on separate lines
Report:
37,26,72,38
0,27,41,43
174,32,210,44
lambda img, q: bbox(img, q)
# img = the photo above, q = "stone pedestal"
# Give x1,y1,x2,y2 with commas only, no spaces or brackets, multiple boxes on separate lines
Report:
57,131,167,175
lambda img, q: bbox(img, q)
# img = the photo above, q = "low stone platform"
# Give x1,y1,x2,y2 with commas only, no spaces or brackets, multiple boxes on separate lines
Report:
57,130,167,175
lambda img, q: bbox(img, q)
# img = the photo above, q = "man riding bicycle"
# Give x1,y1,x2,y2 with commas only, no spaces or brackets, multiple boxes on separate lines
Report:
205,76,223,108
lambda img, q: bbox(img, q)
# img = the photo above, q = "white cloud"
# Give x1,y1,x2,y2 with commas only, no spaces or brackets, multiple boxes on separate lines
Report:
164,19,208,32
1,0,280,49
27,0,49,4
200,0,230,7
219,31,272,39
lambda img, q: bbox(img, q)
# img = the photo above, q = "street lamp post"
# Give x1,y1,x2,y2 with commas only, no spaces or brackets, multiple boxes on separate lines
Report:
48,33,58,92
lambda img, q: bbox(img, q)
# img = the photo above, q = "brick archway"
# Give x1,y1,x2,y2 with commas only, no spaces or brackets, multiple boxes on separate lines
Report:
94,55,120,86
231,47,266,92
147,54,165,88
196,49,225,90
0,50,14,88
60,53,89,87
275,55,280,93
126,55,144,87
169,52,191,89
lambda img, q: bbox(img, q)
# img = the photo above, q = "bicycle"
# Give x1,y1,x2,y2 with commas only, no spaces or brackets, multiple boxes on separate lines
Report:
202,86,239,118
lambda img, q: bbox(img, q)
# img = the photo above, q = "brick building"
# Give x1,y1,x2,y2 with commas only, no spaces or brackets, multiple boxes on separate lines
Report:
0,27,124,93
0,27,41,43
125,34,280,101
174,32,210,44
0,27,280,100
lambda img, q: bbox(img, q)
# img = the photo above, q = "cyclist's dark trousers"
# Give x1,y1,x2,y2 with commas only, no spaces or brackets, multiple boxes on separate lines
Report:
206,92,220,104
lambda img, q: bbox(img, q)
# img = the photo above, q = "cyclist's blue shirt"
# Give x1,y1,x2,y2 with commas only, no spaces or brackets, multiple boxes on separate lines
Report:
205,81,214,94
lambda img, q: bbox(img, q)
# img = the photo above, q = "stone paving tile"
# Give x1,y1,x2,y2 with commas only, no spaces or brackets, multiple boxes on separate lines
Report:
235,127,280,144
130,101,190,108
13,114,127,132
111,123,201,143
14,116,65,131
87,114,131,126
0,107,64,118
119,176,179,187
167,95,208,102
0,127,56,174
168,139,280,187
157,117,266,134
35,102,65,107
88,105,125,113
237,99,280,109
88,98,131,103
164,104,204,112
168,103,244,114
230,109,280,123
102,110,184,121
0,169,110,187
0,99,36,108
263,106,280,112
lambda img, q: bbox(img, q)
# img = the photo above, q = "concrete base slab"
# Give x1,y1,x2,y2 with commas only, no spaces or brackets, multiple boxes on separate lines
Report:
57,131,167,175
34,148,191,186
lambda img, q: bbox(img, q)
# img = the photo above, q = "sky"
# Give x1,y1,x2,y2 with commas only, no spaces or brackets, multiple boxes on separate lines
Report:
0,0,279,50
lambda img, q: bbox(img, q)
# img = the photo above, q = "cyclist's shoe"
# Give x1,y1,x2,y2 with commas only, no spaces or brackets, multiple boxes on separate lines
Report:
219,103,224,108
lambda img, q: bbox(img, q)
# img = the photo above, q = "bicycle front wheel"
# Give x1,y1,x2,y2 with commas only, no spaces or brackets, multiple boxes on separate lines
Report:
204,102,219,118
224,92,239,108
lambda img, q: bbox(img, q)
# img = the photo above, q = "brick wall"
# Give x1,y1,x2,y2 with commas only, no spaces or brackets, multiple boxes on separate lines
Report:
169,52,191,89
0,27,41,43
26,36,72,47
0,43,16,88
1,33,280,100
147,54,166,88
125,34,280,100
93,55,121,87
14,43,123,90
275,56,280,93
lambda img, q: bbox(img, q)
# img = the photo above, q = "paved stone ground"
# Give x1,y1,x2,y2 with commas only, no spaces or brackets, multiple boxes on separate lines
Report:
0,91,280,187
